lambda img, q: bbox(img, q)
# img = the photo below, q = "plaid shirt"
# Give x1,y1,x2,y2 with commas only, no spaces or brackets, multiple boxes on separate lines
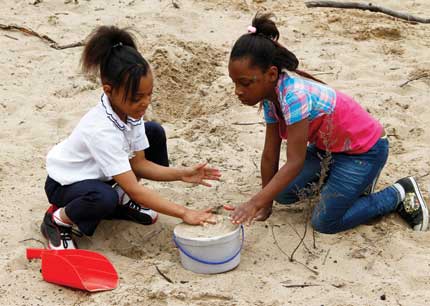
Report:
262,74,383,154
263,74,336,125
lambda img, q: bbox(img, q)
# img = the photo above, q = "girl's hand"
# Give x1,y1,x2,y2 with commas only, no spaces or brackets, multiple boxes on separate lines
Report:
182,207,216,225
181,163,221,187
228,201,260,225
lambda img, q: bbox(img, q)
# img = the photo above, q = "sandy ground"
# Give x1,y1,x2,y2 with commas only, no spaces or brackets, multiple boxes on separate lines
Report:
1,0,430,305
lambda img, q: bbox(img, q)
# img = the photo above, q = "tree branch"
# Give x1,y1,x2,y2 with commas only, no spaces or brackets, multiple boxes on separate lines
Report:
0,23,84,49
305,1,430,24
399,73,430,87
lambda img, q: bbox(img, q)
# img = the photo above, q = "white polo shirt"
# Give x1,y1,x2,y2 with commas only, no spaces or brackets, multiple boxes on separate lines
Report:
46,93,149,186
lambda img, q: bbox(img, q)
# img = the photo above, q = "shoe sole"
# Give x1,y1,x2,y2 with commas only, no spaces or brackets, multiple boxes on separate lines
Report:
41,222,59,249
125,212,158,225
119,191,159,225
41,222,78,250
409,177,429,231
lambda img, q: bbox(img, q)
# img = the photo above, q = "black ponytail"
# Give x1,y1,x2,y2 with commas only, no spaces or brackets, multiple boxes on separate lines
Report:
81,26,150,102
230,13,324,84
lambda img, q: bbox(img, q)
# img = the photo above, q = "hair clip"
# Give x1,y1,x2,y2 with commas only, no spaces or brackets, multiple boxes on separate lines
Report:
112,42,123,48
247,26,257,34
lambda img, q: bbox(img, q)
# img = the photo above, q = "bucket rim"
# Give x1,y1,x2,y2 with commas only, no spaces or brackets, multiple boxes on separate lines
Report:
173,223,241,242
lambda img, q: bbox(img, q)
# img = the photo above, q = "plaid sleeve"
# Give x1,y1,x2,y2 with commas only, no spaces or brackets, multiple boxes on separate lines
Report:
282,90,311,125
262,100,278,124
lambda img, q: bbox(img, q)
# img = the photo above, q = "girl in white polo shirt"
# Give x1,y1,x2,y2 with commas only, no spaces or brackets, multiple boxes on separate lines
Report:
42,26,221,250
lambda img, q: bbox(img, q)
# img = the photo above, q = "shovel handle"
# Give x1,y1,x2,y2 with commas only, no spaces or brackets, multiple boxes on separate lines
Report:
26,248,46,259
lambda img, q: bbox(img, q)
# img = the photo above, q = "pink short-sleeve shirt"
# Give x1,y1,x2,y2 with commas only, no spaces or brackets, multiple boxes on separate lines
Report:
263,74,383,154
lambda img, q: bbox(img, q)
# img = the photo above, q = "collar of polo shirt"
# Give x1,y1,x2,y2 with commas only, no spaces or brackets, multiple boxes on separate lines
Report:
100,93,143,131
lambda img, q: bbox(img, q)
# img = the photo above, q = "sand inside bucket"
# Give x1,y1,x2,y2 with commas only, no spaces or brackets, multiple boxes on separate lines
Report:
175,216,238,239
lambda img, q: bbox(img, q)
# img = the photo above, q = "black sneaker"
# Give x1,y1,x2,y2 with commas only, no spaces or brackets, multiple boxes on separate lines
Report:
113,185,158,225
40,205,78,250
395,177,429,231
115,199,158,225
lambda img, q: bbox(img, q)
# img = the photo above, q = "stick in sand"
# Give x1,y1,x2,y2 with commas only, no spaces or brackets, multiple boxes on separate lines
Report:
305,1,430,24
155,265,174,283
400,74,430,87
0,23,84,50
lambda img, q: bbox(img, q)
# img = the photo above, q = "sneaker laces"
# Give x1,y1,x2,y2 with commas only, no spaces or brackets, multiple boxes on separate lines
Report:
123,200,143,212
404,193,420,214
58,227,82,249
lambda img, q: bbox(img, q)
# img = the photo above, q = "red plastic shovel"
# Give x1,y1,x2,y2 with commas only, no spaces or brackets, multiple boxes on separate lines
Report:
26,248,119,292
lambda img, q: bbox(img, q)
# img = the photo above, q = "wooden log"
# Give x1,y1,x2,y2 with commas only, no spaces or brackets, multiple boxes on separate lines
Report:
305,1,430,24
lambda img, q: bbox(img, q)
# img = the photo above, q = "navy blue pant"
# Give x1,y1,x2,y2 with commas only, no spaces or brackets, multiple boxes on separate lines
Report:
44,121,168,236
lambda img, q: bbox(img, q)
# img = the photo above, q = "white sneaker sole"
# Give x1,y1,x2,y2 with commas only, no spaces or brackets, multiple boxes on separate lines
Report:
409,177,429,231
48,240,77,250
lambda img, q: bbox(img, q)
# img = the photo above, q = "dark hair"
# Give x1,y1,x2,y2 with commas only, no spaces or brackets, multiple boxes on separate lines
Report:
230,13,324,84
81,26,150,102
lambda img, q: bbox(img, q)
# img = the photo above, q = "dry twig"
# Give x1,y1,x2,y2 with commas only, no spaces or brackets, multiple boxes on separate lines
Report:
418,172,430,179
305,1,430,24
4,34,18,40
19,238,47,248
400,74,430,87
286,221,312,253
289,220,309,261
0,23,84,50
283,284,320,288
322,248,331,265
171,0,180,9
155,265,174,283
270,224,319,275
312,229,317,249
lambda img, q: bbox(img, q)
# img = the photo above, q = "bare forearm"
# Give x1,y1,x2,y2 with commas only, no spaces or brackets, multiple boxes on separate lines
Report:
253,160,303,208
261,154,279,188
132,159,185,181
130,185,187,219
260,155,280,206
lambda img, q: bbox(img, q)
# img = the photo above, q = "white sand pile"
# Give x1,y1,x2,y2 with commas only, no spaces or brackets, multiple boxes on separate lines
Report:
175,216,238,239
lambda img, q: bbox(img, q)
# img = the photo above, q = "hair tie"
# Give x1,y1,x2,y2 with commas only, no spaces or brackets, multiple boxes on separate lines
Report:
112,42,123,48
247,26,257,34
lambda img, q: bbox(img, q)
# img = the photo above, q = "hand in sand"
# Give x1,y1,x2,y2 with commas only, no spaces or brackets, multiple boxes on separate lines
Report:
182,208,217,225
224,202,259,226
253,205,273,221
181,163,221,187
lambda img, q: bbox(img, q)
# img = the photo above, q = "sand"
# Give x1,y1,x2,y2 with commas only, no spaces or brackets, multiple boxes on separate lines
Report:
1,0,430,305
175,216,238,239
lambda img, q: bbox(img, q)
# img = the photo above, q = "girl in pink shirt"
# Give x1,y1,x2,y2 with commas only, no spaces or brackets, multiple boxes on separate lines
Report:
227,13,428,233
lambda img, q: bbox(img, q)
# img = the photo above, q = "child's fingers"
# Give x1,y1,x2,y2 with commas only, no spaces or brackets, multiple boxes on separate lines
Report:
204,175,221,181
205,171,222,177
203,207,213,213
223,205,235,211
231,211,246,224
205,168,221,175
200,181,212,187
202,212,216,225
204,217,217,225
195,162,207,170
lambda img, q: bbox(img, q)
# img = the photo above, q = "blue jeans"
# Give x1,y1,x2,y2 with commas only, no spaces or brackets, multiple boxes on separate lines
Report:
275,138,400,234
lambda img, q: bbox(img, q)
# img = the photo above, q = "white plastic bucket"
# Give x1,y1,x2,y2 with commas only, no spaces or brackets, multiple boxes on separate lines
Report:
173,225,244,274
